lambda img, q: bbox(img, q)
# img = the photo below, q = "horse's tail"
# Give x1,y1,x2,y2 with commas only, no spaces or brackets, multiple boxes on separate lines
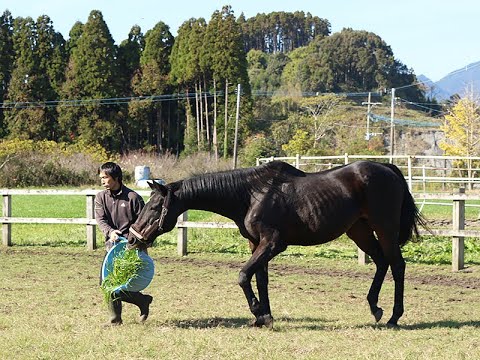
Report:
384,163,428,246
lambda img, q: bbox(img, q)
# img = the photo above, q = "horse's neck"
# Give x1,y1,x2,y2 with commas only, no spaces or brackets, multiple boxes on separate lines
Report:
178,183,247,222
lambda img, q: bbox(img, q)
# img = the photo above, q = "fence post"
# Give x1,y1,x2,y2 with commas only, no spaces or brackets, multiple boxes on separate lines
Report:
177,211,188,256
2,195,11,246
452,187,465,271
422,165,426,193
295,154,300,169
86,194,96,250
407,156,413,191
357,247,369,265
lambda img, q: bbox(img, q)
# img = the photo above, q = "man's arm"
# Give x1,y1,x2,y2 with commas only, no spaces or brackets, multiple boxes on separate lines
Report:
94,193,115,239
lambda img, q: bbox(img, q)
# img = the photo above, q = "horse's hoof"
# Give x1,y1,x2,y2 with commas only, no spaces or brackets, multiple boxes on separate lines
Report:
251,315,274,329
373,308,383,322
386,321,399,329
263,314,274,329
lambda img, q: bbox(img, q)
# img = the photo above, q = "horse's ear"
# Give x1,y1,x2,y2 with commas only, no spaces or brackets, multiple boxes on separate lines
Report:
148,180,168,196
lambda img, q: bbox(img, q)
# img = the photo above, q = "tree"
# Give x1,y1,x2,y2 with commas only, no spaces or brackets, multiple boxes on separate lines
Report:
0,10,14,137
170,17,208,154
128,21,174,151
247,50,289,93
300,94,343,149
58,10,121,151
4,16,60,140
203,5,252,158
239,11,330,53
117,25,144,95
296,28,426,104
440,88,480,181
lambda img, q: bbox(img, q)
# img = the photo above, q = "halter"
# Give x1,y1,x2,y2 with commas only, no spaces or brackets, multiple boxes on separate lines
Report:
129,188,172,245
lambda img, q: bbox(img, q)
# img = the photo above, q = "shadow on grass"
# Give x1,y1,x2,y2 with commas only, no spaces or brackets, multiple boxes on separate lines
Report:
153,316,480,331
157,316,252,329
401,320,480,330
155,316,335,330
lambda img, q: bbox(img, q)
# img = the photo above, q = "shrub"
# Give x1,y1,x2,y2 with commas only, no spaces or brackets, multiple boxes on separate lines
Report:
0,139,110,187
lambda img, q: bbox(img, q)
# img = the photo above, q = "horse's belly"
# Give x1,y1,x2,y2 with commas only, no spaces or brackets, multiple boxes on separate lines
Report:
287,215,356,246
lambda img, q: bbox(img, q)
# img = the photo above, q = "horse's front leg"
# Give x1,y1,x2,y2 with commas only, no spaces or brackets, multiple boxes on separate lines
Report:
253,264,273,328
238,239,285,328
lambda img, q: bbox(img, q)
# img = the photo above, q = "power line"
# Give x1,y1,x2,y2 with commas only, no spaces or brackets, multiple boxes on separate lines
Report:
0,92,223,109
0,90,382,109
396,97,447,115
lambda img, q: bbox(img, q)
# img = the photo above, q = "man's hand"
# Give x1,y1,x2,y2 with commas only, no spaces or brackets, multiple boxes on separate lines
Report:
109,229,122,242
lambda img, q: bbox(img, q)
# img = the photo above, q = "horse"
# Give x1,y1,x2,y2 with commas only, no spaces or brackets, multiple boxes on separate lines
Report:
127,160,426,328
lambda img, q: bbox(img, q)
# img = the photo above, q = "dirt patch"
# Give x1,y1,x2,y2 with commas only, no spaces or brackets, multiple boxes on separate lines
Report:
155,255,480,289
3,247,479,289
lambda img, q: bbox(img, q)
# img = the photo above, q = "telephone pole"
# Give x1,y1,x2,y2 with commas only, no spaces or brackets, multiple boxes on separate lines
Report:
361,92,381,140
390,88,396,158
232,83,241,169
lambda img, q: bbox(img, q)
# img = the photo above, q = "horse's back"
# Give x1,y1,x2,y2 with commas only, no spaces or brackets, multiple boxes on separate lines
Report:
249,160,407,246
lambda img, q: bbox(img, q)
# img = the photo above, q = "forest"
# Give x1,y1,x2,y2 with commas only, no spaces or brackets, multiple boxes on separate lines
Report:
0,5,439,161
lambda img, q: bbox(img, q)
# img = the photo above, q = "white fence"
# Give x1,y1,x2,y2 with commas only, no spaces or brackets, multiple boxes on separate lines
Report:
1,173,480,271
257,154,480,190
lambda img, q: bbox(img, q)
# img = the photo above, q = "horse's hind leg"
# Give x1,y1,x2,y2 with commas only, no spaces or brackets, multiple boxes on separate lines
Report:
385,247,405,327
347,219,389,323
375,228,406,327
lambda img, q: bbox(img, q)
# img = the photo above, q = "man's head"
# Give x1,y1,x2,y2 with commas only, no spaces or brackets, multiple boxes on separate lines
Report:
99,162,123,191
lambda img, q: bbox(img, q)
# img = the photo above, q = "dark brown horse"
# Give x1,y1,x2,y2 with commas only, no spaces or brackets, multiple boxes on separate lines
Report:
127,160,426,328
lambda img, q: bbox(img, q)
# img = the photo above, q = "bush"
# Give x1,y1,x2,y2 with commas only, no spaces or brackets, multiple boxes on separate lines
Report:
0,139,110,187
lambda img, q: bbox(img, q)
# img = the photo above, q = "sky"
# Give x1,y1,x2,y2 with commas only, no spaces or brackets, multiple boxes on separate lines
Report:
2,0,479,82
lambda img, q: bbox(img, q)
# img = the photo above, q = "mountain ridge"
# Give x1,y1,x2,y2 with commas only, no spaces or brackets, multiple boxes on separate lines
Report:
419,61,480,100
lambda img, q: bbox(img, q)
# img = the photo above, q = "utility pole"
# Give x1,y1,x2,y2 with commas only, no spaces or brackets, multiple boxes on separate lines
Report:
232,83,241,169
390,88,396,160
361,92,381,140
223,80,228,159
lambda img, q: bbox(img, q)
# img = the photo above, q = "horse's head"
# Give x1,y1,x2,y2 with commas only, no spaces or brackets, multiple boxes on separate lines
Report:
127,181,177,249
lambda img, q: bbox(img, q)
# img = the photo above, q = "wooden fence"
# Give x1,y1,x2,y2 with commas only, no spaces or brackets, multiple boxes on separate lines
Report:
1,188,479,271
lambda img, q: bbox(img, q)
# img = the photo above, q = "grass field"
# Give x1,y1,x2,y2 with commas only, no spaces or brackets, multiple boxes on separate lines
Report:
1,194,480,359
1,247,480,359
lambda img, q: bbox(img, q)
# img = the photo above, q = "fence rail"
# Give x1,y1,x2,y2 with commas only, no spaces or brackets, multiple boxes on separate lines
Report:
1,184,479,271
257,154,480,190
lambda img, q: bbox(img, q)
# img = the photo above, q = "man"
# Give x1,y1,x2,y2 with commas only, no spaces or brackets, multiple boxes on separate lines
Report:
95,161,145,251
95,161,152,325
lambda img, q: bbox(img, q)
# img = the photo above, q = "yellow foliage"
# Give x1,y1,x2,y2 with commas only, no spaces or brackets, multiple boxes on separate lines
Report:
440,97,480,156
0,139,111,163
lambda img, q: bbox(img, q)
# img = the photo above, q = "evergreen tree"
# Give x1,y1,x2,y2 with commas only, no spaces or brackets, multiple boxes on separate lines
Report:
0,10,14,137
118,25,144,95
129,21,174,151
4,16,56,140
66,21,83,55
239,11,330,53
58,10,121,151
203,5,252,157
170,18,207,154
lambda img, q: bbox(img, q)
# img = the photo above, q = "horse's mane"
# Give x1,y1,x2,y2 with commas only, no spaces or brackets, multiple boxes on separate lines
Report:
175,161,305,205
